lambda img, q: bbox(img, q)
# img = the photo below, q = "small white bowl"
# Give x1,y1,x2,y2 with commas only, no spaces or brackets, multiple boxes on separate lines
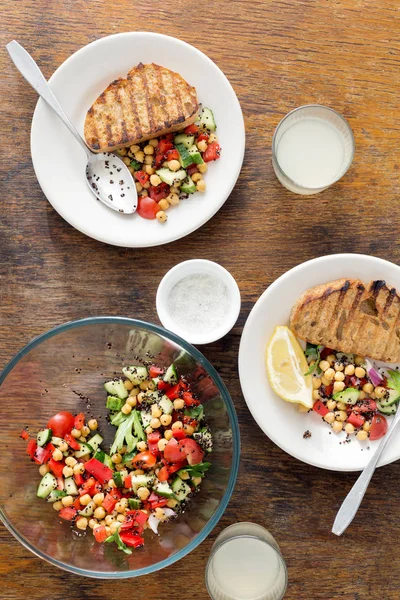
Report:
156,260,241,345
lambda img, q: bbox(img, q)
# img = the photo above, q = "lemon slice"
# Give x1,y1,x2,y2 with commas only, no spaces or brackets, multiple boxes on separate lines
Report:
266,326,313,409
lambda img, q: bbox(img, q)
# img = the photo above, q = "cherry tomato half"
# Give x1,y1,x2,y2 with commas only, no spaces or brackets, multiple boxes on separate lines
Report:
137,196,159,220
179,438,204,466
47,411,75,437
132,451,157,469
370,414,388,441
163,438,183,463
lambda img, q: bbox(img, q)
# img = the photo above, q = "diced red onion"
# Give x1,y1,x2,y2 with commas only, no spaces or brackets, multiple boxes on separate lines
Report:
365,359,383,387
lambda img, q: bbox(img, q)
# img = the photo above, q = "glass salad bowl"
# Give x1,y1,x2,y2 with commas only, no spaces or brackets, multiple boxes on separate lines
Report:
0,317,240,578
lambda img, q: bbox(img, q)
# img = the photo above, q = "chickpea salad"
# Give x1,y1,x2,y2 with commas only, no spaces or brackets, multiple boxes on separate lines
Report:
21,362,212,554
305,344,400,442
115,107,221,223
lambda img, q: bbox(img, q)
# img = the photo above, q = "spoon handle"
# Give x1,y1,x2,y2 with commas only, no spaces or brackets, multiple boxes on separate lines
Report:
6,40,90,157
332,407,400,536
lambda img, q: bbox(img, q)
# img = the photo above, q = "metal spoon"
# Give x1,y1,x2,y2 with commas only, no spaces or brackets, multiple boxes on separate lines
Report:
6,40,137,215
332,407,400,536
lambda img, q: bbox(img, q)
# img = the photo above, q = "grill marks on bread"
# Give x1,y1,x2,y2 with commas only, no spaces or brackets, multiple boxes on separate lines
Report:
84,63,199,152
290,279,400,362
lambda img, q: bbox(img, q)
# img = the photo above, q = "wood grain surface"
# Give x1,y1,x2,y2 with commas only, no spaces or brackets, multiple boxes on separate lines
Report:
1,1,400,598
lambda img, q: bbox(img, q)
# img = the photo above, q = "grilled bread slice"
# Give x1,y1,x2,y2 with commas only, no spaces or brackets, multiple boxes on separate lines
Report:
290,279,400,363
84,63,199,152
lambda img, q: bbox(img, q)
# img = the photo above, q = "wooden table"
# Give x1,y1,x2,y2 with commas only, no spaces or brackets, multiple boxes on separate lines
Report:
2,1,400,598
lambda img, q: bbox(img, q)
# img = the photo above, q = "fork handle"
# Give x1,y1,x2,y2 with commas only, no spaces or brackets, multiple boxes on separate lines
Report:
6,40,90,157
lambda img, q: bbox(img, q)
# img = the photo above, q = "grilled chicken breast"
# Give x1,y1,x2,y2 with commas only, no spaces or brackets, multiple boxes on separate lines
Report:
84,63,199,152
290,279,400,363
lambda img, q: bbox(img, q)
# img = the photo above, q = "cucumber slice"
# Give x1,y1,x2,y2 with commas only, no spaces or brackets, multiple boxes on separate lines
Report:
171,477,191,502
104,379,129,399
156,168,187,186
332,387,360,405
152,481,175,498
140,411,152,428
37,472,57,499
163,364,178,385
176,143,194,169
113,472,124,488
377,400,398,415
94,449,114,470
122,450,137,465
377,388,400,407
128,498,141,510
64,476,78,496
187,145,204,165
51,436,64,446
123,366,148,385
74,441,94,458
87,433,103,453
197,107,216,131
159,396,173,415
37,428,52,447
129,474,154,488
180,176,196,194
174,133,194,149
47,489,67,503
106,395,125,411
79,501,95,517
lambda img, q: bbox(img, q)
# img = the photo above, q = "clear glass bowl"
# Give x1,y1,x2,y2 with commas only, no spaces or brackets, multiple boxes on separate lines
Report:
0,317,240,578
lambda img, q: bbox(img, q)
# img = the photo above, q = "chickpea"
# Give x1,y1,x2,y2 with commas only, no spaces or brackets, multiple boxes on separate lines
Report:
355,356,365,366
149,138,159,148
344,364,355,375
110,521,121,535
334,362,344,372
141,189,148,197
160,414,172,427
134,151,145,163
333,381,345,393
164,429,173,441
93,492,105,506
334,371,345,382
123,156,131,166
355,367,366,378
105,515,115,526
88,418,98,431
144,144,154,155
121,403,132,415
151,404,162,418
374,386,386,399
88,518,98,529
150,418,161,429
363,421,371,432
345,423,355,435
356,430,368,441
327,399,337,410
198,163,208,174
335,410,348,422
173,399,185,410
127,396,137,407
80,494,92,506
39,464,50,476
318,360,329,371
208,133,218,143
61,495,74,507
168,159,181,172
115,498,128,513
117,514,126,523
312,389,321,401
130,144,140,153
157,438,169,452
73,462,85,475
336,402,347,411
158,199,170,211
53,500,63,511
359,391,366,400
155,507,166,521
191,172,202,183
136,441,147,452
312,378,322,389
167,193,179,206
62,466,74,478
363,383,374,394
326,354,336,366
324,368,335,381
145,164,155,175
166,498,178,508
137,487,150,501
323,412,335,424
156,211,168,223
52,449,63,461
184,424,195,436
332,420,343,433
76,517,88,531
94,507,106,520
116,147,127,156
171,421,183,431
135,182,143,193
111,453,122,464
145,426,153,435
150,174,162,187
196,180,206,192
139,381,149,391
58,441,68,453
197,140,208,152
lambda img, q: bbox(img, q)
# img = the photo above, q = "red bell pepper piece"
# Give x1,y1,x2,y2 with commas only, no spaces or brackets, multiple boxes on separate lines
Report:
148,182,170,202
182,391,200,407
74,472,84,486
172,429,187,441
93,525,109,543
79,477,97,496
166,384,181,400
154,148,165,168
102,490,121,513
134,170,150,186
73,497,82,511
58,507,77,521
157,466,169,482
26,439,37,459
124,474,132,489
147,431,161,455
313,400,329,417
354,400,378,413
33,445,52,465
165,148,180,161
20,429,29,440
64,433,81,451
347,412,365,428
150,498,168,510
119,532,145,548
164,133,175,142
183,416,198,428
166,460,187,474
120,509,148,532
197,132,209,142
57,476,65,490
84,457,113,485
158,139,174,154
74,413,85,430
48,458,65,478
324,384,334,396
184,123,199,135
202,142,221,162
157,380,171,391
149,365,164,378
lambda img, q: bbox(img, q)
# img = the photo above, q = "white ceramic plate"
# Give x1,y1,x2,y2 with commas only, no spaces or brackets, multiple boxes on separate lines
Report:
239,254,400,472
30,32,245,247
